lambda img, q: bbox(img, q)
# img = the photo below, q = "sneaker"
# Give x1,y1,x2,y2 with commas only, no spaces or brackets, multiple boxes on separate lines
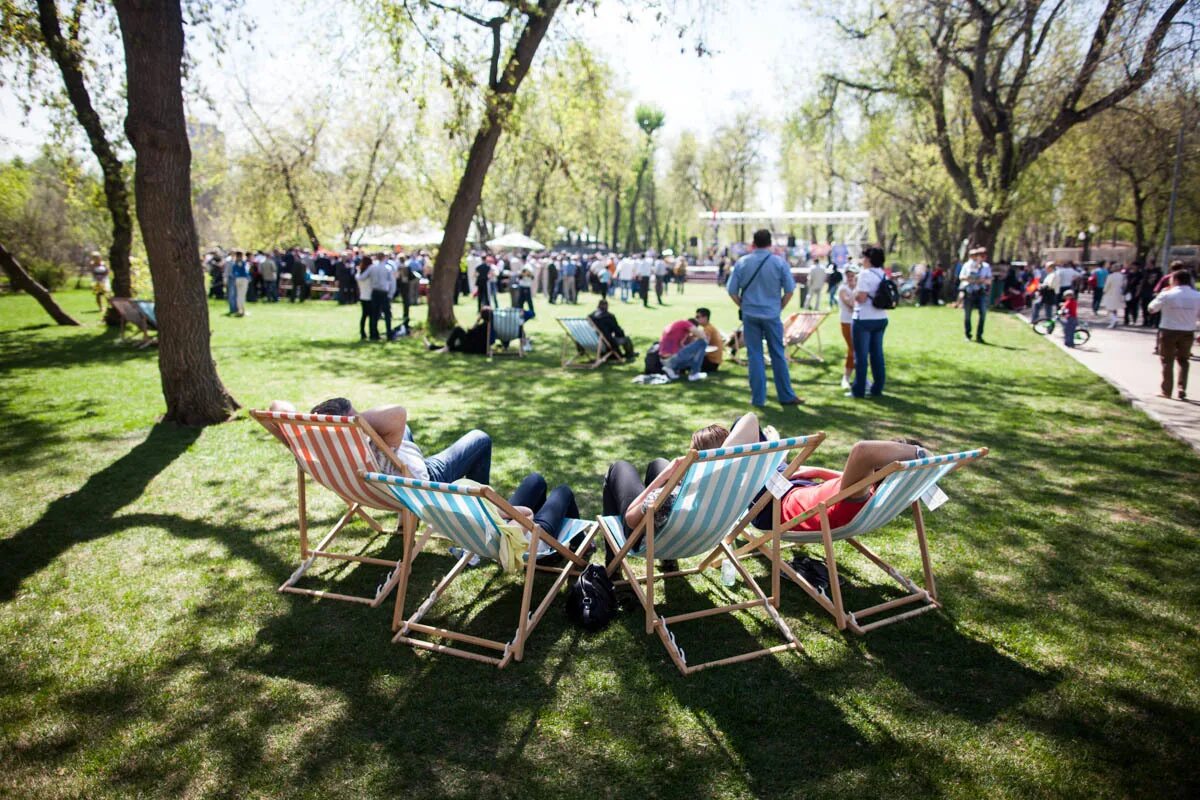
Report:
688,372,707,382
840,373,851,389
663,366,680,381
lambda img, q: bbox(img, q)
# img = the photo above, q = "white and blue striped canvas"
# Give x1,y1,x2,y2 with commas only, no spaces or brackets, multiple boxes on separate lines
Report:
606,436,811,560
492,308,523,344
560,317,600,349
781,449,983,545
362,473,503,560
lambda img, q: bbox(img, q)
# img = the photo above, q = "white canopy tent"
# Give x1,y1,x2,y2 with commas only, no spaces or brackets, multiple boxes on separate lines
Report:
349,224,445,248
696,210,872,259
486,232,546,251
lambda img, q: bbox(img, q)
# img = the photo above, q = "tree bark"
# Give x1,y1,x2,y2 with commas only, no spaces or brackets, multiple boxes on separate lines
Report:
35,0,134,300
426,0,562,335
0,241,81,326
113,0,238,426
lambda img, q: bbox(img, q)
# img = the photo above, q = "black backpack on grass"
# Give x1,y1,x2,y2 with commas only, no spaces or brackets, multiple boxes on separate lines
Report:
566,564,618,632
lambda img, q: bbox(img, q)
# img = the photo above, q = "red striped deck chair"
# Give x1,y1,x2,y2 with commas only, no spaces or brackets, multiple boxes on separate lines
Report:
783,310,829,364
250,409,419,607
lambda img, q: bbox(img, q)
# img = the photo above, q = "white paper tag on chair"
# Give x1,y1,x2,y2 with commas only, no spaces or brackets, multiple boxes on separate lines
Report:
765,471,791,499
921,484,949,511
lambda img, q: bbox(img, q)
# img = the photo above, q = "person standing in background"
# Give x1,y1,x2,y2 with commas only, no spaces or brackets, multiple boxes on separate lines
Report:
1148,269,1200,400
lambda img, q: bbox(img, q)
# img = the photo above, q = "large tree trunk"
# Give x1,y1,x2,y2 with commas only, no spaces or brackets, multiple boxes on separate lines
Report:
0,241,81,326
625,155,649,252
426,0,562,336
35,0,134,301
113,0,238,426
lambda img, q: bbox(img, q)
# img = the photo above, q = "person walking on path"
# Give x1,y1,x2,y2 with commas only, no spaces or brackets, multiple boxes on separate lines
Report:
1101,265,1125,328
849,246,890,399
805,261,826,309
960,246,992,343
1147,269,1200,400
1092,262,1109,314
727,229,804,407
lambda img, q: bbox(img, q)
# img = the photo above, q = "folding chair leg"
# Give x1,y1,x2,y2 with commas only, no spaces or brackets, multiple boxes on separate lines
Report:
912,501,938,601
513,532,540,662
819,510,848,630
392,513,416,630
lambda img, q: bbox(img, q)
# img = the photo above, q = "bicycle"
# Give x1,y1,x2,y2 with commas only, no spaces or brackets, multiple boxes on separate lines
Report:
1033,312,1090,346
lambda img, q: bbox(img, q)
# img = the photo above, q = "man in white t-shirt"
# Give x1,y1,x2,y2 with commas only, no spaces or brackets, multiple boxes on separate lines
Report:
959,246,993,342
265,397,493,484
849,247,890,399
805,261,826,309
616,256,636,302
1148,269,1200,400
636,253,654,307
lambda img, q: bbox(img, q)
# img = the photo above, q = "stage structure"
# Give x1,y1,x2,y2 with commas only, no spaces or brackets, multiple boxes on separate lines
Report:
697,211,872,261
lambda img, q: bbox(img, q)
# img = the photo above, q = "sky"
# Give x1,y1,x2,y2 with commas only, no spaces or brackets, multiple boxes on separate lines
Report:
0,1,836,208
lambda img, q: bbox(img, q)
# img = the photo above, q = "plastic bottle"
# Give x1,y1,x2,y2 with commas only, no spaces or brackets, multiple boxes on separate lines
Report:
721,557,737,587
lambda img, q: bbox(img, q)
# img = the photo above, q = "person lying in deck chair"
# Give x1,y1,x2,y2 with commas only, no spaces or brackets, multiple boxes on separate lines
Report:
588,299,636,361
264,398,492,484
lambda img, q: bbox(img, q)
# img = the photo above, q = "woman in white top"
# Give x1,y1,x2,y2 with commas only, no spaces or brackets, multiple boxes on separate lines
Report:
355,257,375,341
850,247,890,398
1100,266,1125,328
836,268,859,389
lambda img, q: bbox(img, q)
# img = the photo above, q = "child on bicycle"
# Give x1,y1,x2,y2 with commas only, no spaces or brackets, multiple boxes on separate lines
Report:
1061,289,1079,348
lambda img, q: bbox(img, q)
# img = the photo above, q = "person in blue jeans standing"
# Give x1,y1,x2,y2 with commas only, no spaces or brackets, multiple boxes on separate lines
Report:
849,246,890,398
266,397,493,485
726,229,805,407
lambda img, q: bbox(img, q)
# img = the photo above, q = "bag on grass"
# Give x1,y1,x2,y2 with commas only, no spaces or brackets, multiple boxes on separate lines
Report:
566,564,618,632
643,341,664,375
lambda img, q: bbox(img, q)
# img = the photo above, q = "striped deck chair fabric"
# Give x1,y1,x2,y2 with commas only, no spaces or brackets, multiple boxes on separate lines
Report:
600,434,823,675
249,410,416,608
739,447,988,634
558,317,620,368
361,472,598,668
490,308,524,356
783,310,828,363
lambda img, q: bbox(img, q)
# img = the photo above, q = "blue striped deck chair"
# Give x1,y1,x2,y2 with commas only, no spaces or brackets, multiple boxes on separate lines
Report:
248,409,419,608
488,307,526,357
558,316,621,369
360,472,598,668
733,448,988,634
598,433,825,675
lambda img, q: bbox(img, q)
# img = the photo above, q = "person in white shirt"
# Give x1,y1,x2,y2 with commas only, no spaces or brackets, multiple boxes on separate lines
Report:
805,261,827,309
850,247,890,398
636,253,654,307
365,254,395,341
1147,269,1200,400
653,256,669,304
1054,262,1080,300
616,256,636,303
1100,265,1125,328
960,246,993,342
835,267,859,388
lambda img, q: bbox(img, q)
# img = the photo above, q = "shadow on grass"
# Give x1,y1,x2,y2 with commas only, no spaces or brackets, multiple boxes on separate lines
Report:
0,424,201,601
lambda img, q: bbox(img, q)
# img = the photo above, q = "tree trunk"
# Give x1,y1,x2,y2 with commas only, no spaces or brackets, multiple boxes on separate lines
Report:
35,0,134,300
611,186,622,250
425,0,562,336
625,155,649,252
0,241,81,326
113,0,239,426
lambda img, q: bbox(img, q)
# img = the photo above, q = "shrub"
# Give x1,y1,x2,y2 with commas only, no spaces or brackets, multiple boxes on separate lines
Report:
26,258,69,292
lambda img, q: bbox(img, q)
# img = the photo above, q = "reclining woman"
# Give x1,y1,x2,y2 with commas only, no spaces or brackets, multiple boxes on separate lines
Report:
601,412,930,568
264,397,492,485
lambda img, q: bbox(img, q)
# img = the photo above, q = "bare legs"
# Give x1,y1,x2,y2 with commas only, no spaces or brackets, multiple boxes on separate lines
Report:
839,441,925,498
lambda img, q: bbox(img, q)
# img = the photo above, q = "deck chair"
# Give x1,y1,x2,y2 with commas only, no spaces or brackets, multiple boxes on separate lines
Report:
732,448,988,634
783,310,829,364
249,409,419,607
599,433,825,675
110,297,157,348
488,307,526,357
360,473,598,668
557,317,621,369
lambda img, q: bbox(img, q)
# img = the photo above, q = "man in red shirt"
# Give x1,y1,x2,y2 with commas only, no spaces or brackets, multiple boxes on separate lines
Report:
658,318,708,382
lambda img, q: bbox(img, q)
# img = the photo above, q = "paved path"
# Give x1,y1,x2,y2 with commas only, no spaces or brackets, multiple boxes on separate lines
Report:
1038,311,1200,452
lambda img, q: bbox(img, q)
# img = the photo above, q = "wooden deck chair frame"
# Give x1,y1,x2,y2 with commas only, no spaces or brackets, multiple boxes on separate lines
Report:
360,474,598,668
729,448,988,634
558,317,622,369
601,433,825,675
110,297,157,348
249,409,420,608
487,307,526,358
783,310,830,364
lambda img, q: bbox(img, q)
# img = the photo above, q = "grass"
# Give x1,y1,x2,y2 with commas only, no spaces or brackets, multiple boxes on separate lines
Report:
1,284,1198,799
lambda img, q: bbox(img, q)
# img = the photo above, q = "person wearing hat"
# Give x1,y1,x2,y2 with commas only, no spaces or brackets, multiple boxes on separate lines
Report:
1061,289,1079,348
960,246,992,343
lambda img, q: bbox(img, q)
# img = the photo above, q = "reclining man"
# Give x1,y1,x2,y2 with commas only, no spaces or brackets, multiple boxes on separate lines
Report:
265,397,492,484
588,298,637,361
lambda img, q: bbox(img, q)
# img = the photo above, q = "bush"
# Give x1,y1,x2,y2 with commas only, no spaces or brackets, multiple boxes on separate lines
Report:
26,258,69,292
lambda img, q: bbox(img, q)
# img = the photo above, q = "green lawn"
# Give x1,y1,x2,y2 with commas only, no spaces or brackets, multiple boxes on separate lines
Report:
1,285,1197,799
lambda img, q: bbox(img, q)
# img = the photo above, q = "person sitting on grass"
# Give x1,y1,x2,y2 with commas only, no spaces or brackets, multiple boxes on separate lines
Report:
425,307,496,355
658,317,709,382
264,397,492,485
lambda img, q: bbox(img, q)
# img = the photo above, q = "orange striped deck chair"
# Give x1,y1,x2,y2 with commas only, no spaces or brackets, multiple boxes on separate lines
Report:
783,310,829,364
250,409,419,607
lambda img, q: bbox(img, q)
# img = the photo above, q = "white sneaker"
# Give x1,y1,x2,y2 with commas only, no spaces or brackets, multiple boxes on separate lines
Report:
688,371,707,382
840,373,851,389
663,366,679,380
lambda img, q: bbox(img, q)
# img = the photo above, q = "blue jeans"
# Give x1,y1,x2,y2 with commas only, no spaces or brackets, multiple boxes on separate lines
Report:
963,291,987,338
406,427,492,485
266,279,279,302
507,473,579,540
851,318,888,397
743,314,797,406
370,289,392,340
619,279,631,302
666,339,707,375
226,279,238,314
1062,317,1077,348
